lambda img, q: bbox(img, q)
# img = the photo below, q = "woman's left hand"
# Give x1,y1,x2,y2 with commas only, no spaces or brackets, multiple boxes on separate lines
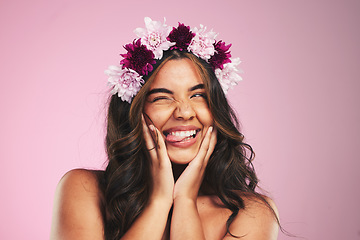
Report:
173,126,217,202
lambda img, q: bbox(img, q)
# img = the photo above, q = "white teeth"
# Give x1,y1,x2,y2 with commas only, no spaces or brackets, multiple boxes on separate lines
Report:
169,130,197,137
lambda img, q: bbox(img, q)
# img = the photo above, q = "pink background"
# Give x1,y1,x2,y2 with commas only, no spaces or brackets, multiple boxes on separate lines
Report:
1,0,359,239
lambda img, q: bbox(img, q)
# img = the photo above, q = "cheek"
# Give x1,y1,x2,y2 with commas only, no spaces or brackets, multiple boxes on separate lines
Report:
194,104,213,126
199,112,213,126
144,105,174,128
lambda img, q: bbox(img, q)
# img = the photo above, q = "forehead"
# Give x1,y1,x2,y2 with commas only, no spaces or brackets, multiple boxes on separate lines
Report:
149,58,204,90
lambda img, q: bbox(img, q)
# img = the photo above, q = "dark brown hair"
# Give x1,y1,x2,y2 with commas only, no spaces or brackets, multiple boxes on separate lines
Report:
103,50,278,239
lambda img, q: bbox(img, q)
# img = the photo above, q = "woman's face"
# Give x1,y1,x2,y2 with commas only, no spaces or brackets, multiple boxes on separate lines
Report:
143,58,213,164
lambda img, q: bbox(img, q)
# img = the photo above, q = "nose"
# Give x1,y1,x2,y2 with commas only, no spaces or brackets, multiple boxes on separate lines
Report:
173,100,195,120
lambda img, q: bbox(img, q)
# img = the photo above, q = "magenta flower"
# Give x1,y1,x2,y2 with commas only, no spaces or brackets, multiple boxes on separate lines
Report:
167,23,195,51
209,41,232,70
120,39,156,75
106,17,243,102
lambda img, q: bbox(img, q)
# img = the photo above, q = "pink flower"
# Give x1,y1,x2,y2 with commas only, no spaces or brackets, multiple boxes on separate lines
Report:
134,17,174,59
215,58,242,94
120,39,156,76
106,18,243,102
209,40,232,70
105,65,144,103
167,23,195,51
188,25,217,60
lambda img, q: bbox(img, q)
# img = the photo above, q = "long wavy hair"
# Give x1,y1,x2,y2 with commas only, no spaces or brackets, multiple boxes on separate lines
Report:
103,50,278,239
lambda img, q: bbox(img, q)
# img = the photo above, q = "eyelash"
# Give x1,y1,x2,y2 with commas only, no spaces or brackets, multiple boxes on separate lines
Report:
191,93,206,99
149,92,206,103
150,96,172,103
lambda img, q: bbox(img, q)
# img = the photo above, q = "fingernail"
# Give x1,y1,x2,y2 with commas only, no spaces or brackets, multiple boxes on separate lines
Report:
149,125,155,131
209,126,213,133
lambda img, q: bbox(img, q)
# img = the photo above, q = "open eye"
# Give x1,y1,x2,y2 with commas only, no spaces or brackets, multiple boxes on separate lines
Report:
190,93,207,99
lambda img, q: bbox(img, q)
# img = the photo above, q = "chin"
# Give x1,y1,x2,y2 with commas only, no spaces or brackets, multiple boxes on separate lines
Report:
167,149,197,165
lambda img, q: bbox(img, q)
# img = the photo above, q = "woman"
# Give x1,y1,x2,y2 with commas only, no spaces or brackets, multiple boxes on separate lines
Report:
50,18,279,240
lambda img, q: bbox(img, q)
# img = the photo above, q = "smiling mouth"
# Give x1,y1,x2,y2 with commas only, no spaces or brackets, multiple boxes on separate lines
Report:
163,129,200,143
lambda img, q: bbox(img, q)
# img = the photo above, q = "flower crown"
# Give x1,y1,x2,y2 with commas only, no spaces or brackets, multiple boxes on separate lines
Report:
105,17,242,103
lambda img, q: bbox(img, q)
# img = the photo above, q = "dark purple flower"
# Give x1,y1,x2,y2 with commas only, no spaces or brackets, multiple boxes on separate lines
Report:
120,39,156,75
167,23,195,51
209,40,232,70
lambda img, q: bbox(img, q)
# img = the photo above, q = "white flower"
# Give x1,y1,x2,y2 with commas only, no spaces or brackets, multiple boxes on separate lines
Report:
105,65,144,103
134,17,174,59
188,24,217,60
215,58,242,94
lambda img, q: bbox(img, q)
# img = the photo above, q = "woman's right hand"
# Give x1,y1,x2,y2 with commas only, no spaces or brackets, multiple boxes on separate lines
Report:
142,115,174,207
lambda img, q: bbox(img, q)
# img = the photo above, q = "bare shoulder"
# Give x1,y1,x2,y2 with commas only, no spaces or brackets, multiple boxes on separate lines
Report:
58,169,103,194
50,169,105,240
223,194,279,240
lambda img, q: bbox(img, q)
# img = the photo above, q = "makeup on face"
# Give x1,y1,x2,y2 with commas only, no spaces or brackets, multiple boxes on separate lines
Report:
144,58,213,164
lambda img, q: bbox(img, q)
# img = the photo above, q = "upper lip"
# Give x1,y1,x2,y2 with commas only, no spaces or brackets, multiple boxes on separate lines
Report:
163,125,201,136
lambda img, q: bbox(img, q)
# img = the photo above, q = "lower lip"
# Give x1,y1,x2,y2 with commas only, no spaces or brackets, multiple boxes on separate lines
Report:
165,132,199,148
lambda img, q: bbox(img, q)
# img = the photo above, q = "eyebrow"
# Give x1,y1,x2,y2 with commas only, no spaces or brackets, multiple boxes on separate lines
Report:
147,88,173,95
189,84,204,91
147,84,205,96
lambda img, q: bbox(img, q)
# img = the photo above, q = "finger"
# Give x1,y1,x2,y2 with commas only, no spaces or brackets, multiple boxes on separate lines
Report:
143,116,170,166
142,115,158,161
204,127,217,165
190,126,214,167
150,125,171,167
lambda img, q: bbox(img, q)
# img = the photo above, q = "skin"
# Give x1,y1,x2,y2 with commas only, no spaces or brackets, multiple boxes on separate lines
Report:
50,59,279,240
142,59,217,239
143,58,213,164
